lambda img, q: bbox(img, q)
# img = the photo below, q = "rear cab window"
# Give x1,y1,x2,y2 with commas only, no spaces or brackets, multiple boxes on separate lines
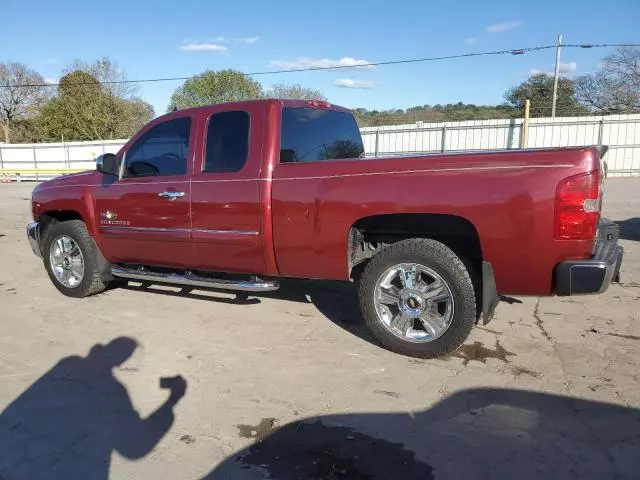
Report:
280,107,364,163
204,111,250,173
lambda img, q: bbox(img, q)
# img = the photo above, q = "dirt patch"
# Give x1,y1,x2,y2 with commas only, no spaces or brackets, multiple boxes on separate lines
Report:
605,332,640,341
585,328,640,342
374,390,400,399
511,366,542,378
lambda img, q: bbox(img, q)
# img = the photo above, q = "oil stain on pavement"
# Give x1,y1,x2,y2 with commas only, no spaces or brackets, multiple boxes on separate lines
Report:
237,417,278,442
449,340,515,366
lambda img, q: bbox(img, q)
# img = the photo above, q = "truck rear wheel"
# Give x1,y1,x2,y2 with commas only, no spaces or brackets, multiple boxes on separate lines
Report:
43,220,109,298
358,238,476,358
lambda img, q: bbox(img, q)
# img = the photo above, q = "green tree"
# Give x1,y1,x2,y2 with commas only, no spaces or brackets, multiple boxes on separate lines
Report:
115,98,155,137
37,71,153,141
353,103,519,127
0,62,51,142
167,69,262,111
265,83,326,100
504,73,586,117
574,47,640,114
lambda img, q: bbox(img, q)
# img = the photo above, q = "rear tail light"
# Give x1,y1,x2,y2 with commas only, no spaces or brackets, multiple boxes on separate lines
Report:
554,171,601,240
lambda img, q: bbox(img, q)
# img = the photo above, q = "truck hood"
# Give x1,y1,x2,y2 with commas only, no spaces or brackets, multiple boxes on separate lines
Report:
38,170,101,188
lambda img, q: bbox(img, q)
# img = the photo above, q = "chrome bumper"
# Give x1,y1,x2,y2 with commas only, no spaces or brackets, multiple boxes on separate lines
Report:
27,222,42,258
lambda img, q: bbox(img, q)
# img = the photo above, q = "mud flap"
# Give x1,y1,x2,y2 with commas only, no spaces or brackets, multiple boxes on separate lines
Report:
90,237,114,282
482,261,500,325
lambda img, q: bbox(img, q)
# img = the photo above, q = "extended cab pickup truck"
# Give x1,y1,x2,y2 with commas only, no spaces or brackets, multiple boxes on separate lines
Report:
27,99,623,358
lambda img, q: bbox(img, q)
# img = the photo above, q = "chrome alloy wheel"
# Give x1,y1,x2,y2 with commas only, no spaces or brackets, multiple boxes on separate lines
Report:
49,235,85,288
374,263,454,343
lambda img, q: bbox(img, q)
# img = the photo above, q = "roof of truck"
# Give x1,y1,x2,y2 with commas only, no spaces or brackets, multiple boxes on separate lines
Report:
159,98,352,120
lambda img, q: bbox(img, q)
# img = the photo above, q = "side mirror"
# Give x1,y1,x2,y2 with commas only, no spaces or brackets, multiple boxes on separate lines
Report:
97,153,119,176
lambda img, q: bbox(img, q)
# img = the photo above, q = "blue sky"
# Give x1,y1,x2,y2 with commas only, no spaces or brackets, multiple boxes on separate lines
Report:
3,0,639,116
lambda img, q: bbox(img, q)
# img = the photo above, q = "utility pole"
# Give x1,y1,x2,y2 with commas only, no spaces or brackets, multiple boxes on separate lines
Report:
551,33,563,118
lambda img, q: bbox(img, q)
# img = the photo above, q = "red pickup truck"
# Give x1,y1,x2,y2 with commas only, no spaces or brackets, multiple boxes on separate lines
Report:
27,99,623,358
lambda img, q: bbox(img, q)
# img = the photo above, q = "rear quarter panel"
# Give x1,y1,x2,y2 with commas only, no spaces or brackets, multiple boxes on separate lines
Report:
272,148,600,296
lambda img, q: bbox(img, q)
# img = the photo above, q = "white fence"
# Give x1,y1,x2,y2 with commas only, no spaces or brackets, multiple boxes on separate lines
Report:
1,113,639,181
361,113,640,176
0,140,125,181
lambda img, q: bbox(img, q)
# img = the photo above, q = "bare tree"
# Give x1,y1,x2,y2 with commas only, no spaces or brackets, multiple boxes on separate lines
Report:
0,62,50,142
64,57,137,99
575,47,640,114
265,83,327,101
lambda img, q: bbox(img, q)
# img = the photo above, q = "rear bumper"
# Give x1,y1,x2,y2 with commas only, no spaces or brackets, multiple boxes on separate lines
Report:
555,219,623,296
27,221,42,258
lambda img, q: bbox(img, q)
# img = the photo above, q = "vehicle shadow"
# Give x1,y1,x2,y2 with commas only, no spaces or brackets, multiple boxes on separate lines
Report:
116,278,377,345
0,337,187,480
203,387,640,480
616,217,640,241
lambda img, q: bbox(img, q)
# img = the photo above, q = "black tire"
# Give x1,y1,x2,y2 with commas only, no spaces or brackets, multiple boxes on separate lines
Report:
358,238,476,358
42,220,109,298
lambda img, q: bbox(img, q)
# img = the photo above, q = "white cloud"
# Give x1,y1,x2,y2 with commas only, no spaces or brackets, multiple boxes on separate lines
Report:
559,62,577,74
45,58,58,64
180,43,228,52
270,57,373,71
44,77,58,84
237,36,260,44
528,62,577,76
214,36,228,43
464,37,478,44
334,78,374,89
486,21,522,33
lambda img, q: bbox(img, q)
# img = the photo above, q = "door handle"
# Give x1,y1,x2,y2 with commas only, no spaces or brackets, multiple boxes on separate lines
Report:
158,191,185,201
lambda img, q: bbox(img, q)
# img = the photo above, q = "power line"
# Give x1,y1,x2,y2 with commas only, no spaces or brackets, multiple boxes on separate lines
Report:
1,43,639,89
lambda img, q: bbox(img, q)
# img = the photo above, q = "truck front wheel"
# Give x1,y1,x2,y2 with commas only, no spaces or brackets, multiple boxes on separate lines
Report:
358,238,476,358
42,220,109,298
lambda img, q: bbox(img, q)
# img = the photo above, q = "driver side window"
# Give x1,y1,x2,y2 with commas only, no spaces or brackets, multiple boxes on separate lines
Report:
125,117,191,177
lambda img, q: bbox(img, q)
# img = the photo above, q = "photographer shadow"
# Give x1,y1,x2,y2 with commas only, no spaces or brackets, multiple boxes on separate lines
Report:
0,337,187,480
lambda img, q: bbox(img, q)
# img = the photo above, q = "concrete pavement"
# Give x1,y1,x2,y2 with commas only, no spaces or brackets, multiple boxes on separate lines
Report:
0,179,638,479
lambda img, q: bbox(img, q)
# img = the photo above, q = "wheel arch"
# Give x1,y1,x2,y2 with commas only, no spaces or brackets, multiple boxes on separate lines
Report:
39,214,113,283
347,213,498,324
347,213,483,278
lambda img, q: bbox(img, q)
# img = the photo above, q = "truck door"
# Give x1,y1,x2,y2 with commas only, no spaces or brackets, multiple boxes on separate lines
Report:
190,103,267,274
93,115,198,268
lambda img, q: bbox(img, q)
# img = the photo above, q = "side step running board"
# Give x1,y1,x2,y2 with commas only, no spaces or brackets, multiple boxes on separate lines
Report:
111,265,280,292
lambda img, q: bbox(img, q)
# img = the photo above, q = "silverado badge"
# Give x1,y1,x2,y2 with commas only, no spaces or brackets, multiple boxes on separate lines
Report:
100,211,130,226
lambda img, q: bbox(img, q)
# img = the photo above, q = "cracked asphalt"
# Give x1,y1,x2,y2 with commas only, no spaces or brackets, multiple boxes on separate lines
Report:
0,179,639,480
